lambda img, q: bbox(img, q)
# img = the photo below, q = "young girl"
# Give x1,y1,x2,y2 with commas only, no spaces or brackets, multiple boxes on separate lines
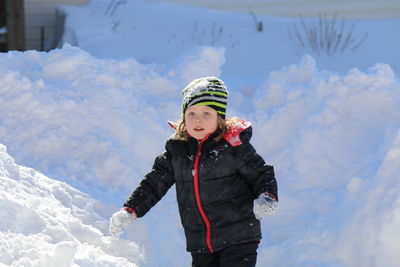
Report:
109,77,278,267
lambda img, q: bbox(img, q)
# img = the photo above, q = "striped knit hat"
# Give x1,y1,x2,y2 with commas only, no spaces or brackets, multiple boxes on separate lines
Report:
181,77,229,119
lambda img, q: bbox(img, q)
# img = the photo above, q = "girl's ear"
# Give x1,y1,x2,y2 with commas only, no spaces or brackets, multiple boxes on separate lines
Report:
167,121,177,130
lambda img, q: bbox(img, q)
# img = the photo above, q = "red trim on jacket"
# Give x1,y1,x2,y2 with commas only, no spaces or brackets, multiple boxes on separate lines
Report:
193,137,214,253
222,117,251,146
124,207,136,214
264,192,279,202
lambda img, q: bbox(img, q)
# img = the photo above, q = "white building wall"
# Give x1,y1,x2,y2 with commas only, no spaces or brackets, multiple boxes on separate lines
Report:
163,0,400,19
24,0,89,50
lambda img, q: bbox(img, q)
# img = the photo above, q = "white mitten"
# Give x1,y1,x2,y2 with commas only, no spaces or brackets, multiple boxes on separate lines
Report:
253,193,278,220
109,208,137,236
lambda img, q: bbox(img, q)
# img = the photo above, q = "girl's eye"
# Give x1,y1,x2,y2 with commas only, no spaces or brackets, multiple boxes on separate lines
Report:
204,112,210,116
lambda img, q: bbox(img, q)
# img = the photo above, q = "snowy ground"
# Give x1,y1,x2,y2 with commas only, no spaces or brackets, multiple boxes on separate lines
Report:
1,0,400,266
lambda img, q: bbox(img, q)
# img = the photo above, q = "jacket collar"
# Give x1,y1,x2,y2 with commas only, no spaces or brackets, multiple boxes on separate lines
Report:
223,118,251,146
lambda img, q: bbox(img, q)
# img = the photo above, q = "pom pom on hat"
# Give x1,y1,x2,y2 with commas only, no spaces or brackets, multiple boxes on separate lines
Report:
181,77,229,119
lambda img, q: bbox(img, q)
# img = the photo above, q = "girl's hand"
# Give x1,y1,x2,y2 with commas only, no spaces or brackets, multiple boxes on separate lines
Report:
253,193,278,220
109,208,137,236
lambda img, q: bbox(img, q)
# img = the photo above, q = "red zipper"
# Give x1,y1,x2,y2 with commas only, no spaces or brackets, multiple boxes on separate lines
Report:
193,139,214,253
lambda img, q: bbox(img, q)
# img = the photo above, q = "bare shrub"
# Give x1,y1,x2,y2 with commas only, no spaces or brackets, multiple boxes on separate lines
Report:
288,13,368,56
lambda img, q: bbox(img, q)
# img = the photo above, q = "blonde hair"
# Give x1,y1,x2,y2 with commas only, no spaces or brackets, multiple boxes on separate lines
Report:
174,116,233,142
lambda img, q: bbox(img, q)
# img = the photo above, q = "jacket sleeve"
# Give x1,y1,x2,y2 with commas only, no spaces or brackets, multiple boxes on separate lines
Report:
234,140,278,201
123,148,175,217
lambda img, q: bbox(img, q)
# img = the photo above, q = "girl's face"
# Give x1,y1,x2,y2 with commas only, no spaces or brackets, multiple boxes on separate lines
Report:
185,105,219,140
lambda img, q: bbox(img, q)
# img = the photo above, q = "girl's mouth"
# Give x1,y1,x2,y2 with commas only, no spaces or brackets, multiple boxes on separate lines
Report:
194,128,204,132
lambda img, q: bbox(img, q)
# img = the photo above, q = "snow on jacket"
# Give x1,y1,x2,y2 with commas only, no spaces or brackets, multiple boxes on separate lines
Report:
124,118,278,253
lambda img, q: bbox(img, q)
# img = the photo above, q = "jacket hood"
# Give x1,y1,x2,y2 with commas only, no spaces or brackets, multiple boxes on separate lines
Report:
223,117,252,146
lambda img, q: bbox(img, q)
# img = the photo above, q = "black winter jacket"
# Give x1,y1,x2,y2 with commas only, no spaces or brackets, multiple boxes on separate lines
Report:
124,119,278,253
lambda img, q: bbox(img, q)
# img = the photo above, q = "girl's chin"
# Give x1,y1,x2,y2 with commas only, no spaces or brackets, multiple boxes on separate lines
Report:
188,131,207,140
193,134,206,140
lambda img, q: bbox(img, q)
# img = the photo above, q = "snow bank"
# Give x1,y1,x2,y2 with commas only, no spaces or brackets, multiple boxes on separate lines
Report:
337,129,400,266
252,56,400,266
0,144,144,266
0,45,224,193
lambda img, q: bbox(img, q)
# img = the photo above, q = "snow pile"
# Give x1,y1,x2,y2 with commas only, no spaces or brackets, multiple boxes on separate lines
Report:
253,57,400,266
337,130,400,266
0,144,144,266
0,45,224,193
